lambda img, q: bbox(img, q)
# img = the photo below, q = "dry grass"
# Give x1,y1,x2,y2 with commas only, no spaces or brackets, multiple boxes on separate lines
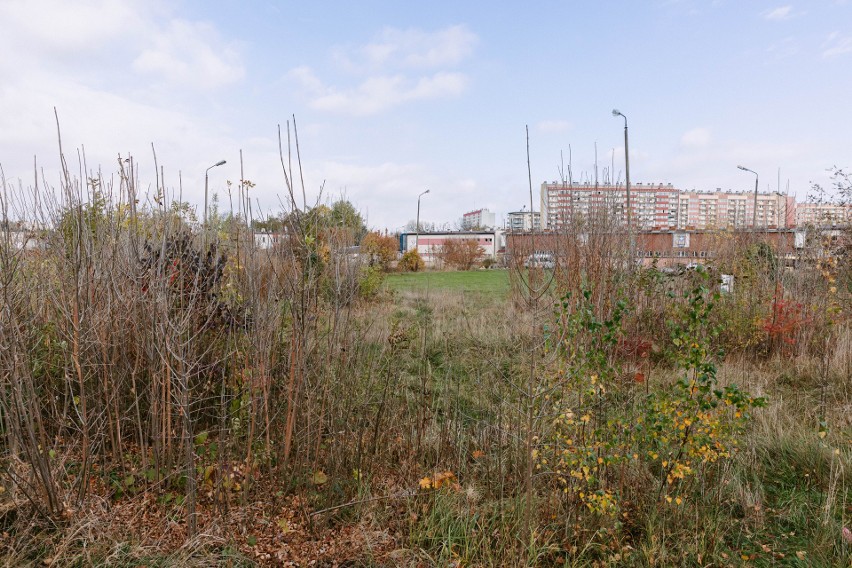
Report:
1,148,850,565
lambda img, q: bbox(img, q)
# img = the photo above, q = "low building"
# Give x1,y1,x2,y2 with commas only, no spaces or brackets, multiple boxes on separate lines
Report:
400,230,505,267
505,228,798,269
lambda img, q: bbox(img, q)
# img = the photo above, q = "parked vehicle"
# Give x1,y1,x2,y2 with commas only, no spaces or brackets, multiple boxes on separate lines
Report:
524,252,555,269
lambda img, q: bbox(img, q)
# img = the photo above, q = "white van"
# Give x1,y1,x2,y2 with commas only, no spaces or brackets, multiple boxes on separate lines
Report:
524,252,555,269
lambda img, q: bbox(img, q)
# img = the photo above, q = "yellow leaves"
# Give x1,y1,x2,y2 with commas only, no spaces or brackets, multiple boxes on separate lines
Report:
472,450,485,459
818,430,827,439
675,497,682,505
419,471,457,491
580,414,591,424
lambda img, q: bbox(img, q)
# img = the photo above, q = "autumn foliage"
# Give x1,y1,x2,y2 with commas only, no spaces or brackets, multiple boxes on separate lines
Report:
439,238,485,270
360,231,398,271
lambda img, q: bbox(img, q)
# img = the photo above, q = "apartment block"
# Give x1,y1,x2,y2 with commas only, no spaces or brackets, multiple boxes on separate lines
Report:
795,202,852,227
540,181,801,231
461,208,496,230
540,181,679,231
676,190,794,230
505,210,541,232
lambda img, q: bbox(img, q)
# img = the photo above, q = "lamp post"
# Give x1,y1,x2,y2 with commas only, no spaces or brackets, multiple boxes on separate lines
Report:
612,109,635,265
415,189,430,254
737,165,759,229
612,110,631,233
204,160,227,230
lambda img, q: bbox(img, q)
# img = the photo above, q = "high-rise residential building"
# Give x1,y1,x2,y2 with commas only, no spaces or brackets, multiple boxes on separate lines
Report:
540,181,679,230
505,210,541,232
676,190,794,229
795,202,852,227
539,181,801,231
462,208,496,230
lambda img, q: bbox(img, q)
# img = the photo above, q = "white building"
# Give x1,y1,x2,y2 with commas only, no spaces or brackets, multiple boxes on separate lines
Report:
461,208,496,230
402,230,504,267
505,210,541,232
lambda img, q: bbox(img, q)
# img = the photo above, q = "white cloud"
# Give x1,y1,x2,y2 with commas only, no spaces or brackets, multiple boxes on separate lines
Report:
536,120,573,133
763,5,793,20
300,72,467,116
822,32,852,57
0,1,244,91
133,20,244,89
334,25,478,72
0,0,142,55
293,25,476,116
0,1,249,212
680,127,712,148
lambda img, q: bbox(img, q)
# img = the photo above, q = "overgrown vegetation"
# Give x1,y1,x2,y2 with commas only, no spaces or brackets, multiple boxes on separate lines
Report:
0,139,850,566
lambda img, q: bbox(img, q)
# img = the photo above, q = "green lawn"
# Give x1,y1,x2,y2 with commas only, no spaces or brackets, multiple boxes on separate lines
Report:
384,269,510,296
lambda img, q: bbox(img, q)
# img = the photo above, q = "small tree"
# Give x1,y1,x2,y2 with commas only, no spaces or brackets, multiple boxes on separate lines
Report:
361,232,398,271
440,238,485,270
399,249,424,272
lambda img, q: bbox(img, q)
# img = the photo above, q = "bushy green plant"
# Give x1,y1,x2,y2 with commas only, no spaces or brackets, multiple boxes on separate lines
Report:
537,273,765,542
640,277,766,505
399,249,424,272
358,265,385,299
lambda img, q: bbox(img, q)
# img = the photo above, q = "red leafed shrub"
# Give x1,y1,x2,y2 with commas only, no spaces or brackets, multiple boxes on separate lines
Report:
616,336,653,361
762,295,810,356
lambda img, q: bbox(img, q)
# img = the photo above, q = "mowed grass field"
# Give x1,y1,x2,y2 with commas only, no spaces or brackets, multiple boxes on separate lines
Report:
384,268,511,296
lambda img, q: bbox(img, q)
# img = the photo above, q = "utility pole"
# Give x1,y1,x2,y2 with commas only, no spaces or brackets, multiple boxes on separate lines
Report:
737,165,759,229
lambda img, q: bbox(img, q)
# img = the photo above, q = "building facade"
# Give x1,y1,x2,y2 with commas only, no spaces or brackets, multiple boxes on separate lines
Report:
540,181,679,231
675,190,794,230
795,202,852,227
505,210,541,232
540,181,805,231
401,230,504,266
461,208,496,230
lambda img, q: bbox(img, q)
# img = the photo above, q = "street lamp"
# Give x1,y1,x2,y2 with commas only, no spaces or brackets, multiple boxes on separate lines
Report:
612,109,631,233
204,160,227,229
415,189,430,253
737,165,759,229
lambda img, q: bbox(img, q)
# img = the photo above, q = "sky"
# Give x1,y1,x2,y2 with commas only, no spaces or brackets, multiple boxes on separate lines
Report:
1,0,850,231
